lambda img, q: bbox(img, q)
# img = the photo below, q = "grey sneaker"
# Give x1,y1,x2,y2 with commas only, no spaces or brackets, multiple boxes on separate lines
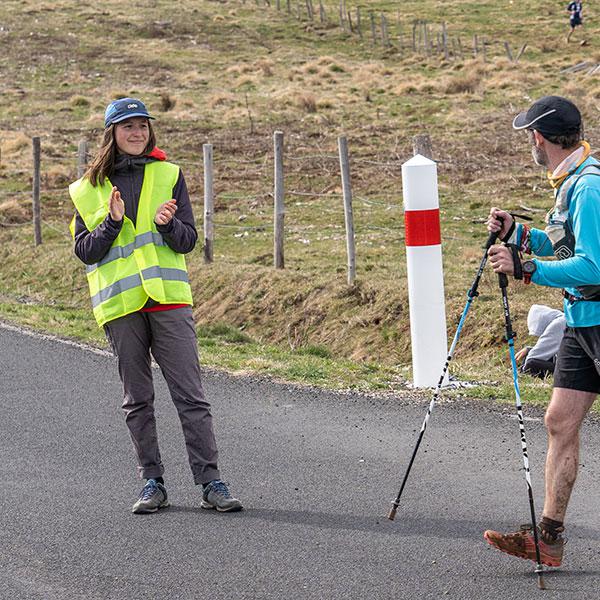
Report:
201,480,243,512
132,479,169,514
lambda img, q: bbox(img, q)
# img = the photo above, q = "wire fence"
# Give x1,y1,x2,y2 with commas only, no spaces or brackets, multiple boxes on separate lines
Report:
245,0,530,65
1,131,545,284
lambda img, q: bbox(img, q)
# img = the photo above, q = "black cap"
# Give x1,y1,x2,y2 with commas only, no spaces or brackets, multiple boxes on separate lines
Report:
512,96,581,137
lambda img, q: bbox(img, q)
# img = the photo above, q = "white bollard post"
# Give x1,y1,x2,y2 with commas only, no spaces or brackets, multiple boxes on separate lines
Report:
402,154,448,387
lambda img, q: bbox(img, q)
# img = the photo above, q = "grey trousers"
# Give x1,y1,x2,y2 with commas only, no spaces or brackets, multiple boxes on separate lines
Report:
104,306,220,485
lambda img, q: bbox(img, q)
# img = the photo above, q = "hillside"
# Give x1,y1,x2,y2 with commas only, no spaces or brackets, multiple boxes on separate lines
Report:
1,0,599,395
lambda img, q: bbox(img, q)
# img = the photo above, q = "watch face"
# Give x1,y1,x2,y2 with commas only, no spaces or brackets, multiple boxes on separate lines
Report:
523,261,536,274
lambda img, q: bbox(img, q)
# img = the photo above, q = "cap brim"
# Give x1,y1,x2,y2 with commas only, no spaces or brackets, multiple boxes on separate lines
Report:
513,107,559,131
110,113,155,124
512,111,530,130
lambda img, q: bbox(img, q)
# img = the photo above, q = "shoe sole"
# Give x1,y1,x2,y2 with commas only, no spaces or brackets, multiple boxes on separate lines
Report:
483,531,562,567
132,501,170,515
200,500,243,512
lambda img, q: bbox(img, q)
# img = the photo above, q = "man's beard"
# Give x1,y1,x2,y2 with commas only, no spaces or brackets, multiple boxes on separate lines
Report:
532,145,548,167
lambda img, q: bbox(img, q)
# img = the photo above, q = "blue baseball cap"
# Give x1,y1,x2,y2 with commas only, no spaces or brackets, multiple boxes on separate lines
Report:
104,97,155,128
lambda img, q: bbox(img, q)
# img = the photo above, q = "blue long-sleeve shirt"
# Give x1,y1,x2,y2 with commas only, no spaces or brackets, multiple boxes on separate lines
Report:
518,156,600,327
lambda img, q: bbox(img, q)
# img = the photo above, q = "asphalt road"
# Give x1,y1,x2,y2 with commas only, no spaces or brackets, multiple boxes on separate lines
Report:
1,322,599,600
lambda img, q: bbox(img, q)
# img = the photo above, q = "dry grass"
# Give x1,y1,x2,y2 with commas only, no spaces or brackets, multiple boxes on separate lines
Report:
2,0,600,376
256,59,275,77
297,93,318,112
1,132,31,156
442,73,481,94
0,199,29,224
70,95,91,107
208,92,237,109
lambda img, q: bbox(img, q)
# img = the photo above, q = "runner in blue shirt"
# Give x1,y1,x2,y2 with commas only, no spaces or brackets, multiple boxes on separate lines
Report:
567,1,583,42
483,96,600,569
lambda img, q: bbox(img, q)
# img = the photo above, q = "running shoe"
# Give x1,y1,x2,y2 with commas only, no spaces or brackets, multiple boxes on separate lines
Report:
484,524,564,567
132,479,169,514
201,480,243,512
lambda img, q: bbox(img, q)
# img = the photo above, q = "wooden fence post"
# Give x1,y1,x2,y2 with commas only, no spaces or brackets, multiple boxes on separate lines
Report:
356,7,362,39
203,143,214,264
515,43,528,62
381,14,389,47
338,136,356,286
504,41,513,62
273,131,285,269
319,0,325,23
77,139,88,178
442,22,449,60
397,21,403,51
306,0,313,20
370,12,376,45
424,22,431,55
339,0,346,31
32,136,42,246
412,134,433,160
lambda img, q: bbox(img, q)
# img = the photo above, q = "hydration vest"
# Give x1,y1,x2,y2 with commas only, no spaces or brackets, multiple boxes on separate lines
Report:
545,163,600,302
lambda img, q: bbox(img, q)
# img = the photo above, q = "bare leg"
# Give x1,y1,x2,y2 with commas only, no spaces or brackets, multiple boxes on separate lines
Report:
543,387,596,521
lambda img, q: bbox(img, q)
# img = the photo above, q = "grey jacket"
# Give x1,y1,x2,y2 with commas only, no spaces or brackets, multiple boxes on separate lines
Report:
524,304,566,365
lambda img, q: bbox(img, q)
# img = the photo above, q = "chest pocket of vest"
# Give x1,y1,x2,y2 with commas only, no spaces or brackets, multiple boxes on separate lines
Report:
548,220,576,260
546,165,600,262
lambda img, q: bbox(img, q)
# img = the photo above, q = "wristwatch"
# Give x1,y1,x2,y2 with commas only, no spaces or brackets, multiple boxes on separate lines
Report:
522,260,536,284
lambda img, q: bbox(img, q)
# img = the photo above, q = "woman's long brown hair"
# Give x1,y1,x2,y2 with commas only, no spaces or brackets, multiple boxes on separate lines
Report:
84,121,157,187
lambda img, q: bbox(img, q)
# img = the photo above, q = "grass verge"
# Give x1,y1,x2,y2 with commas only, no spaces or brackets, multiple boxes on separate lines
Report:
2,299,588,415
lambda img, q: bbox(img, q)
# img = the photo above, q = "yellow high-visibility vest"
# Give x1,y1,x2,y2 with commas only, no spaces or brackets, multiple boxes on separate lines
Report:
69,161,193,327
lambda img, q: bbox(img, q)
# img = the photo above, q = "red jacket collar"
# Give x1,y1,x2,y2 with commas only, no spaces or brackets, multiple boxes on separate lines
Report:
148,146,167,161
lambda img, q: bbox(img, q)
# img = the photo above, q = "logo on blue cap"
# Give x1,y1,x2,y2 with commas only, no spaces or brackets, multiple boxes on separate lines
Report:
104,97,155,128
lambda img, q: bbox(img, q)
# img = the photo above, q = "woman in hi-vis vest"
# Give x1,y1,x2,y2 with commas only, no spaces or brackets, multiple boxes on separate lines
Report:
69,97,242,514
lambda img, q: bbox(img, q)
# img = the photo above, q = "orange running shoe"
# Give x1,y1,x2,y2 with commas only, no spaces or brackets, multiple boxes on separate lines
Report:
484,524,565,567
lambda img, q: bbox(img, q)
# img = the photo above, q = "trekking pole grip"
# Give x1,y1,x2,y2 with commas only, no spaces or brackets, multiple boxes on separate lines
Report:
484,229,500,250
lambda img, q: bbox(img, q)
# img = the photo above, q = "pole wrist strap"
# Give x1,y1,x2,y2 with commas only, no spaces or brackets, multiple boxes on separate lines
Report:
501,219,516,243
505,243,523,280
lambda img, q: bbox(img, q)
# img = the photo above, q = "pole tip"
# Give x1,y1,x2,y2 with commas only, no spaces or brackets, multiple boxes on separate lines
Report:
387,506,397,521
536,572,546,590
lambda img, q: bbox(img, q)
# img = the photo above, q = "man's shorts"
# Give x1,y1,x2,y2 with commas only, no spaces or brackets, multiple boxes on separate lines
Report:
554,325,600,393
570,15,582,26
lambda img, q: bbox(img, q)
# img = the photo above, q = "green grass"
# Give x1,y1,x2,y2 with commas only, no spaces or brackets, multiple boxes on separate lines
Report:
2,0,600,410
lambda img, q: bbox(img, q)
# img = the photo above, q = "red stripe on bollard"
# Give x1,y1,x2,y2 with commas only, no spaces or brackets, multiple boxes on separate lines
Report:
405,208,441,246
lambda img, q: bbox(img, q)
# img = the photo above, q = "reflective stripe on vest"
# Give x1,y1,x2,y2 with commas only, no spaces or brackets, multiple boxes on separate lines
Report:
69,161,193,326
90,266,190,308
85,231,167,273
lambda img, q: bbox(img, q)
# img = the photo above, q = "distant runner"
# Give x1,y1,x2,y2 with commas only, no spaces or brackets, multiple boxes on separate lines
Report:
567,1,584,42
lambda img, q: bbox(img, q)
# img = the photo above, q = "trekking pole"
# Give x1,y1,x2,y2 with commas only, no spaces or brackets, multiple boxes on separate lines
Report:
388,229,500,521
497,271,546,590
